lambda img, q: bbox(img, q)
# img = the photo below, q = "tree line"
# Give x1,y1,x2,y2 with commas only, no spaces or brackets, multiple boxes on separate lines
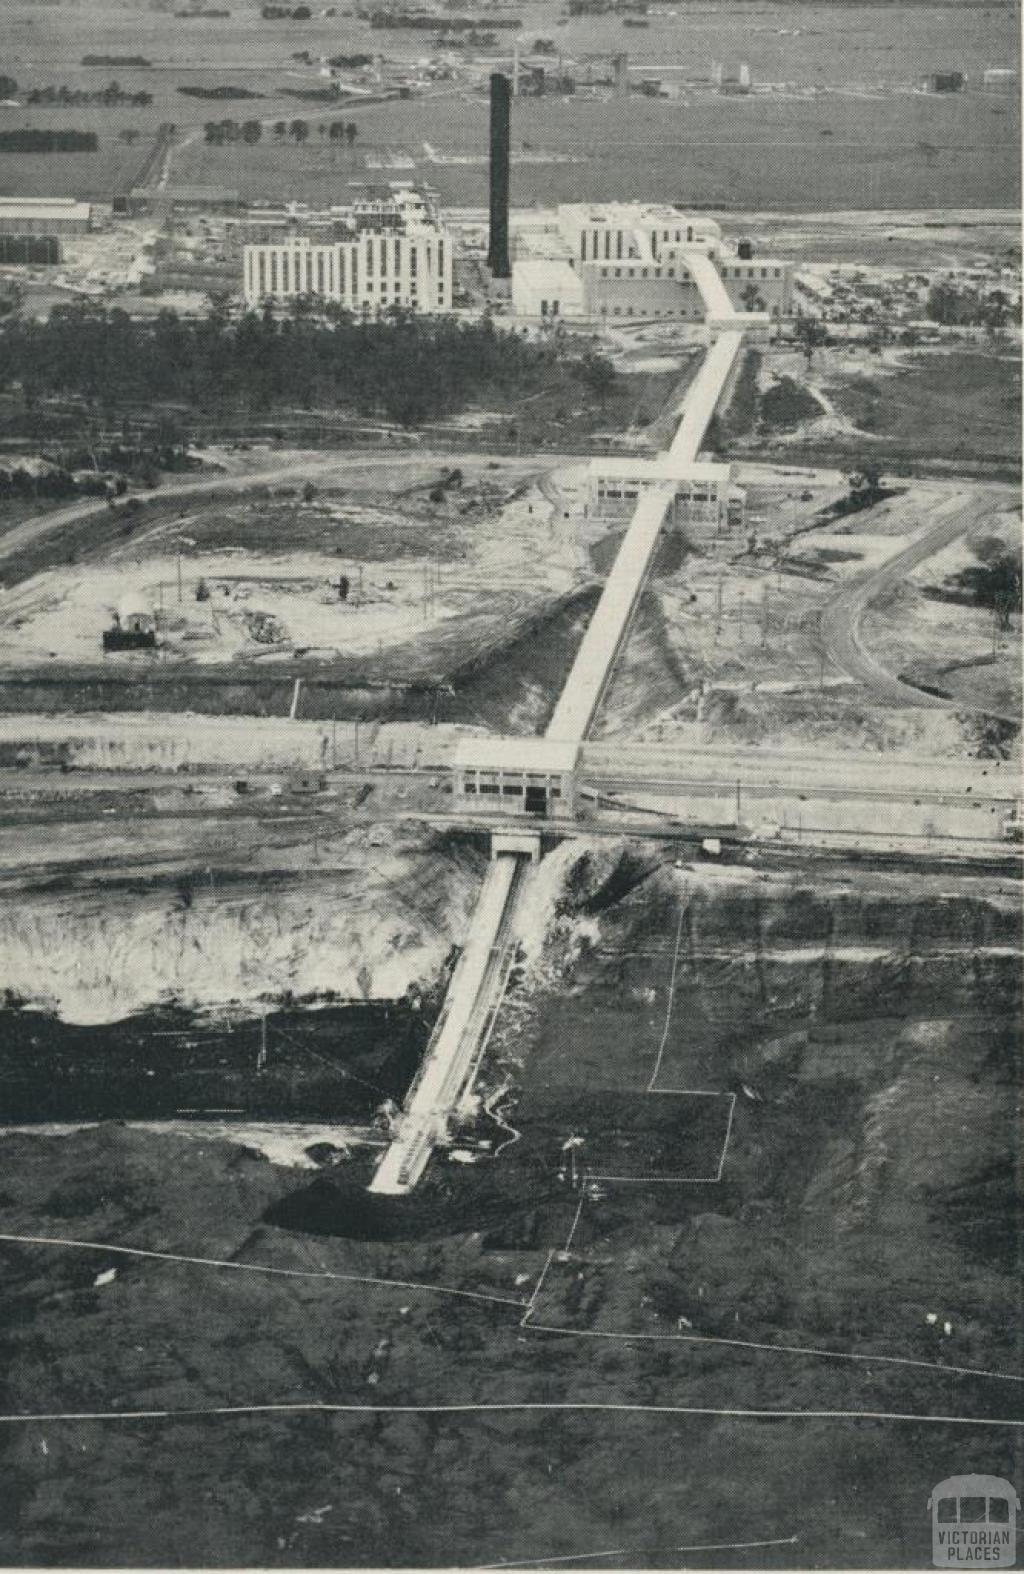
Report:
205,119,361,143
179,84,262,100
23,81,153,106
0,129,98,153
0,302,617,429
201,118,357,144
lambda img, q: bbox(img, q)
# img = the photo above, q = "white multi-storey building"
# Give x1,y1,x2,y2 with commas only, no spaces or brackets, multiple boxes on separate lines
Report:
242,190,453,315
511,201,792,329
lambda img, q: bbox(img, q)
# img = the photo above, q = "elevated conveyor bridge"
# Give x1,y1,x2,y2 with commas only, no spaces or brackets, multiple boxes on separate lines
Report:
370,323,751,1195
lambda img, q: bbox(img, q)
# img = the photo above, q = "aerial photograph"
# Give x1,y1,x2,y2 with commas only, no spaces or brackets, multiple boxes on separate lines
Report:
0,0,1020,1565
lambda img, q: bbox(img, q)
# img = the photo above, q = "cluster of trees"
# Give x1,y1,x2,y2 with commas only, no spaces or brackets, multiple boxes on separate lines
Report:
0,74,18,98
290,47,372,66
203,118,266,143
0,236,59,265
81,54,151,66
261,118,359,144
567,0,644,14
847,462,885,507
261,3,318,16
0,129,98,153
369,9,520,26
24,81,153,106
281,84,352,101
179,84,262,99
0,302,617,429
0,465,83,501
954,536,1022,628
793,312,829,362
927,281,1014,331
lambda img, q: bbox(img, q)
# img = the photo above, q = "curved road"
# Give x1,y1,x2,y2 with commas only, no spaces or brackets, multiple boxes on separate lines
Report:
818,493,1016,722
0,449,568,576
0,454,362,572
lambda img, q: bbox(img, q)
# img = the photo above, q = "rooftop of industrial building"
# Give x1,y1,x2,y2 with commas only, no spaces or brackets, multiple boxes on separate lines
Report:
588,457,733,481
452,735,581,775
0,196,92,219
511,257,580,285
556,201,722,229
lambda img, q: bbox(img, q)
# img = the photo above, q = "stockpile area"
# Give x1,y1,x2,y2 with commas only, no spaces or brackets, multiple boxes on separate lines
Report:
0,842,1019,1567
0,459,591,686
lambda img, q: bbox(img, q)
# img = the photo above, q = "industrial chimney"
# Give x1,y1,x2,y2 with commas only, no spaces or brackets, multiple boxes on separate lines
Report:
487,72,512,279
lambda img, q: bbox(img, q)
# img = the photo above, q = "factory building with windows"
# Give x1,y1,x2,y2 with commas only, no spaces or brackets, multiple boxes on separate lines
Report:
242,189,453,314
511,201,792,326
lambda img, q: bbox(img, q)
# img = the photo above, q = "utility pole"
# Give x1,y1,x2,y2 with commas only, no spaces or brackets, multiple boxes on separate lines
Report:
332,716,337,769
257,1011,268,1072
735,779,742,825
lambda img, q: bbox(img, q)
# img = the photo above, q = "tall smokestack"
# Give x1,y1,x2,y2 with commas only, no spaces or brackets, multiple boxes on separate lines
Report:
487,72,511,279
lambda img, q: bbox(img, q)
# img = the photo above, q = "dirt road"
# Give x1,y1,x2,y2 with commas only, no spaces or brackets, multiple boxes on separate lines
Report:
0,455,360,570
818,492,1014,720
0,449,571,576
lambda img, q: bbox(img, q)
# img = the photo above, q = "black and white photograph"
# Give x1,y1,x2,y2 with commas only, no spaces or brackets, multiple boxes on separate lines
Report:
0,0,1020,1564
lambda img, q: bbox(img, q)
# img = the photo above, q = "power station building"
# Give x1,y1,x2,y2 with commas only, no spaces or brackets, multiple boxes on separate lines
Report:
511,201,793,327
242,188,453,314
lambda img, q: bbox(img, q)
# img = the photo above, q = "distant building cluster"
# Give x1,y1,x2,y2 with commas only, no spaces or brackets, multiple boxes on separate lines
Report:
920,65,1018,93
511,202,793,329
242,185,453,314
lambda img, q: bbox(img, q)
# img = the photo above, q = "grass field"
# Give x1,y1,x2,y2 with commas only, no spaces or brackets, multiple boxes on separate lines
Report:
826,350,1021,464
0,0,1019,208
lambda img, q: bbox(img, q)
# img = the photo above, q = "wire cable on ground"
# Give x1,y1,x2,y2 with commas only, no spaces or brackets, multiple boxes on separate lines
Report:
0,1400,1020,1428
523,1197,1024,1385
0,1232,526,1309
646,896,687,1092
475,1534,800,1568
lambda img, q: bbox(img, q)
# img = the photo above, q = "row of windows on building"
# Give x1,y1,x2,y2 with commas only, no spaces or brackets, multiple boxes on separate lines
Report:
248,240,446,303
462,780,563,798
595,262,783,283
596,482,718,502
579,224,699,260
597,263,692,280
595,302,783,317
721,264,784,280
